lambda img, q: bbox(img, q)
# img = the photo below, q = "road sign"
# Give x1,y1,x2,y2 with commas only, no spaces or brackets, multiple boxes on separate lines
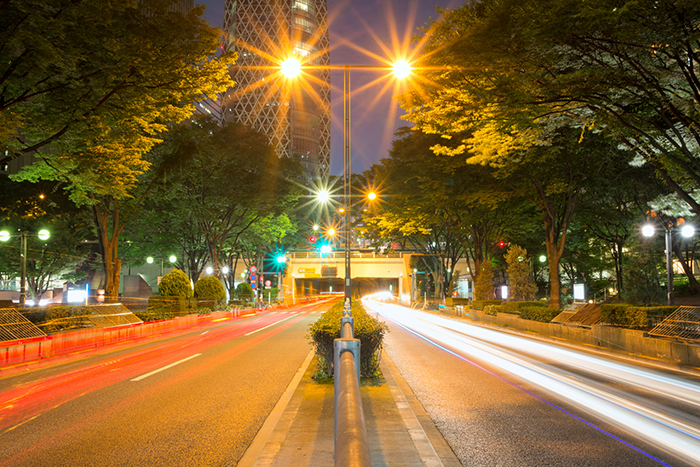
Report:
249,274,257,282
250,266,257,273
265,280,271,287
250,282,257,289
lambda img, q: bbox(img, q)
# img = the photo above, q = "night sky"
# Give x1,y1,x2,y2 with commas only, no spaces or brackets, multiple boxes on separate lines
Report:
199,0,460,175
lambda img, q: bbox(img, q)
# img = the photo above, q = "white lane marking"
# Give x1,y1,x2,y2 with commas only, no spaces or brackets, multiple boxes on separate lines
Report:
131,354,202,382
245,315,295,336
201,331,209,335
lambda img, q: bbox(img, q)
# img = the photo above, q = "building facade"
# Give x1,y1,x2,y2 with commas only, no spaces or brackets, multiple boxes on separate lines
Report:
223,0,331,179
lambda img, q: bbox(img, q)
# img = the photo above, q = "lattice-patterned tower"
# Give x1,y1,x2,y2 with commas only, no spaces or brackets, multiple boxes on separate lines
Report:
223,0,331,180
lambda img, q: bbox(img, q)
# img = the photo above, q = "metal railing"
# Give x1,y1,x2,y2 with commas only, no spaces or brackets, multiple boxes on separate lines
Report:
333,299,371,467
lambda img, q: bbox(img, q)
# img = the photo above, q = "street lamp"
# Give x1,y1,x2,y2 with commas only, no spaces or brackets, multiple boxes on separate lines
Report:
280,59,411,308
147,255,176,277
642,221,695,306
0,229,50,305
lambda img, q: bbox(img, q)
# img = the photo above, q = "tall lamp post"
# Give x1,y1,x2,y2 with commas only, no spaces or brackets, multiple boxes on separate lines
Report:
642,222,695,306
0,229,51,305
283,59,410,308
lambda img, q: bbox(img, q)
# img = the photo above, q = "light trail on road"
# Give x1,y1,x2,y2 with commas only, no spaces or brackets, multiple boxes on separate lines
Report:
364,297,700,466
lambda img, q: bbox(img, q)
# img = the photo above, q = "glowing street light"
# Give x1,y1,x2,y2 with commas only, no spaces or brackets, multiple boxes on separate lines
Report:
317,189,330,203
0,229,51,305
367,191,377,201
393,59,411,79
280,57,301,79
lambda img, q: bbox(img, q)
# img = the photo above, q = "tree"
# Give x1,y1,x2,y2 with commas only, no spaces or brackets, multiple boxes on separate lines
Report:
194,276,226,301
151,117,302,282
473,261,494,301
505,245,537,301
402,0,700,219
6,0,235,299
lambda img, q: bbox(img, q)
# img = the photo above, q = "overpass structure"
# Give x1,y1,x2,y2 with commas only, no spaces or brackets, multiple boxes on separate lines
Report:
281,251,472,305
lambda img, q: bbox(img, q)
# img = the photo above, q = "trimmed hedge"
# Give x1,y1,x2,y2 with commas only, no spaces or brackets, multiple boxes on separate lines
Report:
520,306,560,323
599,304,678,328
484,304,501,316
159,269,193,298
470,300,502,311
499,301,546,314
194,276,226,301
308,300,388,378
40,305,93,332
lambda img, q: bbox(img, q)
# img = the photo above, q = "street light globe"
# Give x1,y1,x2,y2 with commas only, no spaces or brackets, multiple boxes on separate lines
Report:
280,57,301,78
147,257,154,264
393,60,411,79
682,225,695,238
328,228,336,236
320,245,331,254
241,272,246,278
169,255,177,263
367,192,377,201
0,231,10,242
539,255,547,263
206,266,213,274
276,255,287,264
222,266,229,274
313,224,319,231
317,190,330,203
38,229,50,241
642,224,655,237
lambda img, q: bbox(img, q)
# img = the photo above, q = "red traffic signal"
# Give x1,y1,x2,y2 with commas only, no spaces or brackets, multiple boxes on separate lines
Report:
498,241,505,248
309,235,317,243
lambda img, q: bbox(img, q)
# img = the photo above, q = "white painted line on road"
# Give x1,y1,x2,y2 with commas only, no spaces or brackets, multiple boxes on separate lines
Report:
131,354,202,382
244,315,295,336
201,330,209,335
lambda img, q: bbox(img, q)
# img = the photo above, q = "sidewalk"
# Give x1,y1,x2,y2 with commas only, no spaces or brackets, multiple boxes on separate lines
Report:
238,350,461,467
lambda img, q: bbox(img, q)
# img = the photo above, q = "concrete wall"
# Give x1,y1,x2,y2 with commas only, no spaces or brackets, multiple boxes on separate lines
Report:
449,308,700,368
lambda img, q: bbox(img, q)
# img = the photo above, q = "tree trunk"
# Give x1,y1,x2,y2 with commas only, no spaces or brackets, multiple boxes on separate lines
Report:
92,198,123,302
544,219,565,310
672,242,700,294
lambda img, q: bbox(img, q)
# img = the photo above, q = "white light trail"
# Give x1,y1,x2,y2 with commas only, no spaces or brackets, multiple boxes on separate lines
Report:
364,298,700,465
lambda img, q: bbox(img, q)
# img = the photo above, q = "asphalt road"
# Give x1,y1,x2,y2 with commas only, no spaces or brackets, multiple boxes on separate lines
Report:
364,298,700,467
0,301,330,467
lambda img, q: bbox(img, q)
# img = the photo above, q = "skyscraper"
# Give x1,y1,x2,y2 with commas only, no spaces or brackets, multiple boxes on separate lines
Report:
223,0,331,179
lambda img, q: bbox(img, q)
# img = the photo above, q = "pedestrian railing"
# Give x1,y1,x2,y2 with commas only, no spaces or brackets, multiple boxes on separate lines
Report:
333,299,371,467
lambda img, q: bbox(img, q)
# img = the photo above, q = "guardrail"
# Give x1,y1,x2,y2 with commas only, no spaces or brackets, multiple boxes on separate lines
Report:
333,299,371,467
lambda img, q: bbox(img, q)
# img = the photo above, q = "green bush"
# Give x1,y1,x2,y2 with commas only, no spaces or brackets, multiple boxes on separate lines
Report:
40,305,92,332
308,300,388,378
520,306,560,323
194,276,226,300
234,282,254,300
159,269,193,298
600,303,677,328
470,300,502,311
483,304,502,316
499,301,546,314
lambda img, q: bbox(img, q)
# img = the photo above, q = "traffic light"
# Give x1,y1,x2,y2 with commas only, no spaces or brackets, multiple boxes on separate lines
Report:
309,235,316,243
498,241,505,248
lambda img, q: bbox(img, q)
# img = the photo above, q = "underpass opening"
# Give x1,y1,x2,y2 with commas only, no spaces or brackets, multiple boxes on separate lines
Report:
293,277,398,299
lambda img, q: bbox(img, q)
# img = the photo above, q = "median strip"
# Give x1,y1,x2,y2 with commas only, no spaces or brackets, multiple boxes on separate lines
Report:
244,316,295,336
131,354,202,382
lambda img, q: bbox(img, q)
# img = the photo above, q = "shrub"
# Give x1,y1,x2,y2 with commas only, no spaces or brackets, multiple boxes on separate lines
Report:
41,306,92,332
470,300,502,311
600,304,677,328
483,304,501,316
159,269,193,298
502,301,546,314
623,254,664,305
194,276,226,301
520,306,560,323
308,300,388,378
234,282,254,300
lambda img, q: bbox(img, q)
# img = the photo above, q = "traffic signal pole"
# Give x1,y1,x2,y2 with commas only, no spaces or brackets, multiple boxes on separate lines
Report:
343,65,352,309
